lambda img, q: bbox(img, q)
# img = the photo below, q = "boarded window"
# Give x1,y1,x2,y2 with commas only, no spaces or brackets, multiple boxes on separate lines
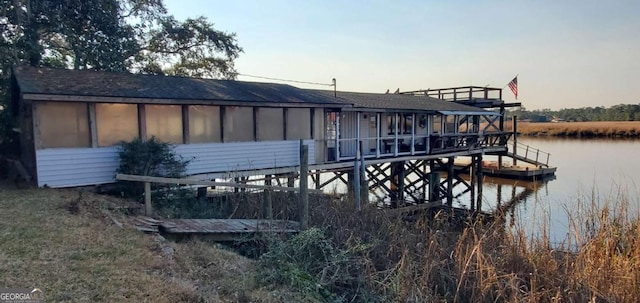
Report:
286,108,311,140
256,108,283,141
96,103,139,146
432,115,442,133
189,105,221,143
146,105,183,143
313,108,324,140
36,102,90,148
224,106,254,142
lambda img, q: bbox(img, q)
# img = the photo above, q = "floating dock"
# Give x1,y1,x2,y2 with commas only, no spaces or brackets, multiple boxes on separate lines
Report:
448,158,557,181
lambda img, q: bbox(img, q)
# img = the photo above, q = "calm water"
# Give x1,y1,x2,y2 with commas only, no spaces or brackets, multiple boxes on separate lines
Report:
308,137,640,244
459,138,640,244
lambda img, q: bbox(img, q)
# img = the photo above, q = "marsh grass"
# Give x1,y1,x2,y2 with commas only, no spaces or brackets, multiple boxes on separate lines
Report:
509,121,640,138
295,187,640,302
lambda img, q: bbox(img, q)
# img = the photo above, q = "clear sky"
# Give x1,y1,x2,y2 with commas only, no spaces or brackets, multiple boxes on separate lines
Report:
164,0,639,110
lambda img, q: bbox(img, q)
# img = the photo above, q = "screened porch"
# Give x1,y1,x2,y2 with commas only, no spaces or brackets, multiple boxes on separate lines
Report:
325,110,507,162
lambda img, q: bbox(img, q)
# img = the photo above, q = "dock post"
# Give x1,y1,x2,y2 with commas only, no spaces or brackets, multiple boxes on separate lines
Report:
390,161,405,207
144,182,152,216
499,105,505,169
390,163,398,207
299,140,309,229
263,175,273,220
427,160,438,202
470,156,476,211
446,157,454,206
354,142,361,211
476,154,483,211
359,142,368,206
512,115,518,166
398,162,405,205
287,175,295,201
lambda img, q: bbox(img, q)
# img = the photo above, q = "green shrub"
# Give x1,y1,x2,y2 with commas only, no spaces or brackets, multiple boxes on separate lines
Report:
256,228,380,302
116,137,199,217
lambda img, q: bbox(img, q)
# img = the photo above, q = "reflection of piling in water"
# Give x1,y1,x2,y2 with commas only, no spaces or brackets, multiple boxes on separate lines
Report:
494,186,538,216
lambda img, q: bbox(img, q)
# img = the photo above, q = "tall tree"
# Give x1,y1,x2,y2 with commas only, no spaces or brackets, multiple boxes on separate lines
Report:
0,0,242,153
1,0,241,76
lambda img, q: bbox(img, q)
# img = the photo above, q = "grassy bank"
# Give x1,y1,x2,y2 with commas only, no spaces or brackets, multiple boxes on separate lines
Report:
508,121,640,138
2,183,640,302
0,183,310,302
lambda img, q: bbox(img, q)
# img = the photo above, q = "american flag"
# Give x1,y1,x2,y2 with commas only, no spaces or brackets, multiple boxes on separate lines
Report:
508,76,518,99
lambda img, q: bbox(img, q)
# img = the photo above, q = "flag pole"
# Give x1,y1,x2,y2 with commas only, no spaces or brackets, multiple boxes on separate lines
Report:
503,74,518,89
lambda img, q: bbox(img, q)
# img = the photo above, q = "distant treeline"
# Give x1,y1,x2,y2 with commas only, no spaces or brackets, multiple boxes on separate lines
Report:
506,103,640,122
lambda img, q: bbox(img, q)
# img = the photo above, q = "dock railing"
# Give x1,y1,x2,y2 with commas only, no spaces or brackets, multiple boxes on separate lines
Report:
510,141,551,167
399,86,503,102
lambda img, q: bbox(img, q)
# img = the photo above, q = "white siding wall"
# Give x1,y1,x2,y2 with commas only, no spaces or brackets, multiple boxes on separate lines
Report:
35,140,315,188
36,147,120,188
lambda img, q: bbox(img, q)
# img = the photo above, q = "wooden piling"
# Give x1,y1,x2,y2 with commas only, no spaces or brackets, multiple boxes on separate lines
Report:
263,175,273,220
476,154,483,211
354,142,361,211
299,140,309,229
262,189,273,220
144,182,152,216
446,157,454,206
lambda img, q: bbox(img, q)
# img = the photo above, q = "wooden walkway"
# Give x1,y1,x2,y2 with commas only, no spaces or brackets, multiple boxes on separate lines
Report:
133,217,300,241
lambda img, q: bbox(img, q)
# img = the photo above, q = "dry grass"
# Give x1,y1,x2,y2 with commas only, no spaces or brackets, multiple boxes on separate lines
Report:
307,191,640,302
0,182,302,302
507,121,640,138
3,181,640,302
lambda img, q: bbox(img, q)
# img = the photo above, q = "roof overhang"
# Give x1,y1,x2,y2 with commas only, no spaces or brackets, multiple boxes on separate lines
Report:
21,93,351,108
438,110,501,116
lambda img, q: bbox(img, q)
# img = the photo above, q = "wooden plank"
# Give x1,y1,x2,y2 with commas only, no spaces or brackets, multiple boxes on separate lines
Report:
115,173,323,193
158,219,300,234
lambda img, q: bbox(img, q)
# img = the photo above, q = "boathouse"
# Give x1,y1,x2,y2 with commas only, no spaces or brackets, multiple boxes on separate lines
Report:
10,66,512,202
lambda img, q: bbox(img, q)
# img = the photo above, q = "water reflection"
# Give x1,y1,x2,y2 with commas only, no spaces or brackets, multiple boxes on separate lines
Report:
472,137,640,244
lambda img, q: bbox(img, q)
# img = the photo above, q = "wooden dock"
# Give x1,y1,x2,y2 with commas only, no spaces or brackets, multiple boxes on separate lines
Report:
440,158,556,181
467,159,555,180
133,217,300,241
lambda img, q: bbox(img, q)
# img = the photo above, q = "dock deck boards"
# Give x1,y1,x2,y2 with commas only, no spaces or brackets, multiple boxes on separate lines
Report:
439,158,557,180
132,216,300,240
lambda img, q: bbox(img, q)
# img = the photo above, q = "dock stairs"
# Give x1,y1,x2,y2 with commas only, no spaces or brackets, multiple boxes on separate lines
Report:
506,141,551,167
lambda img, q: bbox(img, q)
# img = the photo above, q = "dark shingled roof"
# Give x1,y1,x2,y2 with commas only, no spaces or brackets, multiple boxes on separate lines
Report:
12,66,345,106
12,66,492,114
310,90,492,113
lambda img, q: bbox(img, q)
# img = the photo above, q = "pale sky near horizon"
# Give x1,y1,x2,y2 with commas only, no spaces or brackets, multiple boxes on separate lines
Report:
164,0,639,110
